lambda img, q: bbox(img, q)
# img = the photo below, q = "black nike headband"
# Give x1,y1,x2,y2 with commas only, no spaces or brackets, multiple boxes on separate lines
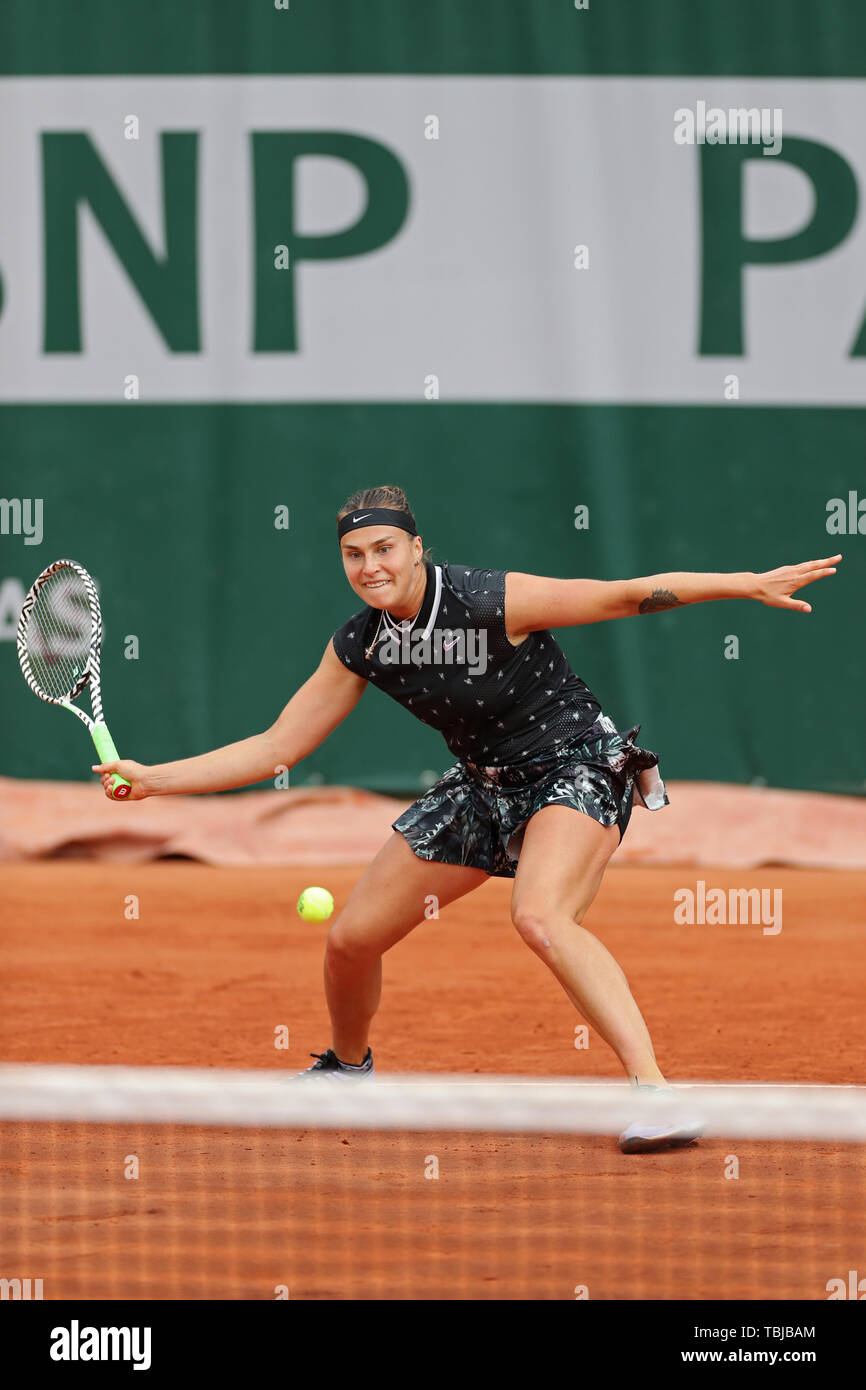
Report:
338,507,417,541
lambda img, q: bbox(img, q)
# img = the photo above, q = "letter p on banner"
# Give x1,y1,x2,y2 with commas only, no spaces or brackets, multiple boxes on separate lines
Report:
252,132,410,352
699,137,858,356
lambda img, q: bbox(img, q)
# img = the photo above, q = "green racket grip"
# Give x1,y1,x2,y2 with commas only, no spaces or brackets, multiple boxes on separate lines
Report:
91,722,132,800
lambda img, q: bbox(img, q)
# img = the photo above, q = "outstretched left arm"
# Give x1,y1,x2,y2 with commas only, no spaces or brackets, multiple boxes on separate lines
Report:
505,555,842,636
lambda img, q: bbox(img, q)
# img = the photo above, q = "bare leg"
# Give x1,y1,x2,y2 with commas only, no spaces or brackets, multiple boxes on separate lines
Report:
324,833,488,1064
510,805,667,1086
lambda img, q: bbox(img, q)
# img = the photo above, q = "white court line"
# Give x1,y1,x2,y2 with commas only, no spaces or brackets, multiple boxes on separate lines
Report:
369,1080,860,1090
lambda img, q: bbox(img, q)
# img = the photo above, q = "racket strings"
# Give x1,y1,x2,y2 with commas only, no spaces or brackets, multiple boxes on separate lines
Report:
23,567,95,701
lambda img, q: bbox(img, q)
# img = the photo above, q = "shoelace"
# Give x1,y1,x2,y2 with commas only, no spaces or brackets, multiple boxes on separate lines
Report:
307,1049,370,1071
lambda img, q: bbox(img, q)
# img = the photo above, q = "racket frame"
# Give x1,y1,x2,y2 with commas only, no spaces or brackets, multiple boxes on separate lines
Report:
17,558,132,800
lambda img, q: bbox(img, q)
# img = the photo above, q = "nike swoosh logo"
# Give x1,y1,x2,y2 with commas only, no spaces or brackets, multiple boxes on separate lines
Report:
353,513,372,522
443,638,460,650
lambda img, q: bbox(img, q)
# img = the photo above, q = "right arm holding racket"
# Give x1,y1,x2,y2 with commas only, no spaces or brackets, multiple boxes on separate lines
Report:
92,639,366,801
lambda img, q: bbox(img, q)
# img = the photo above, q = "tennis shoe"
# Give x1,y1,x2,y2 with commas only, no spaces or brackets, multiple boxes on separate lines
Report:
618,1083,705,1154
294,1047,374,1080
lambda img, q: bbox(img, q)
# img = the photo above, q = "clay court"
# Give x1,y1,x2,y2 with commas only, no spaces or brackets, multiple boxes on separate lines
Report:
3,0,866,1323
2,860,864,1299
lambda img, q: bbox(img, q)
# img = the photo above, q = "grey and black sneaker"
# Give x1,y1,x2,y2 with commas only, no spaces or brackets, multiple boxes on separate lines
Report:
295,1047,374,1081
618,1082,705,1154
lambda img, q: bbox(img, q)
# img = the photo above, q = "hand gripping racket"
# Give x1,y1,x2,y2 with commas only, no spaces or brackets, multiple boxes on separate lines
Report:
17,558,132,800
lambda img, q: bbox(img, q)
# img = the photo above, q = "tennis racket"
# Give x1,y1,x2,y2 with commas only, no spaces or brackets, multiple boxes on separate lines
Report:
17,558,132,800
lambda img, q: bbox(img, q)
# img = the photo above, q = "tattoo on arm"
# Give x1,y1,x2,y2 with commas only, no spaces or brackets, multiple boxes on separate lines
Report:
638,587,683,614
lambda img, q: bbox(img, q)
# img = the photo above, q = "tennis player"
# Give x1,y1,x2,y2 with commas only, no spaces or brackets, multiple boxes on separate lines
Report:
94,486,840,1152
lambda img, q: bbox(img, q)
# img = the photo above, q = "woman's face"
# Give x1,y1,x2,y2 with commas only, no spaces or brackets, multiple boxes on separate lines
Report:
340,528,422,608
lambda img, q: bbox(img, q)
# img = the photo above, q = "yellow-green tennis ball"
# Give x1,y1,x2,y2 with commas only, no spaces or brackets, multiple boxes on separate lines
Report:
297,887,334,922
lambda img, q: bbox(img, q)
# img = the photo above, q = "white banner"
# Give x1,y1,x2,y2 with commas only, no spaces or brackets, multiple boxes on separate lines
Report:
1,77,866,402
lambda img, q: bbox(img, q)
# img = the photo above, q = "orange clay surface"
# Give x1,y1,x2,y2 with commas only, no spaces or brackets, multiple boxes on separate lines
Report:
1,862,864,1300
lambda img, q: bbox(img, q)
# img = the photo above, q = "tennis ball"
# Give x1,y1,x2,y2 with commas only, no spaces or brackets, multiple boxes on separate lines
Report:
297,886,334,922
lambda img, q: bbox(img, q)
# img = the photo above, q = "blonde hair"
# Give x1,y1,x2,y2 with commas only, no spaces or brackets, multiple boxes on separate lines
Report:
337,485,432,563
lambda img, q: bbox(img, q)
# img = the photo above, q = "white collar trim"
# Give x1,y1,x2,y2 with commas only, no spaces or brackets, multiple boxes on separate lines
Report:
381,565,442,641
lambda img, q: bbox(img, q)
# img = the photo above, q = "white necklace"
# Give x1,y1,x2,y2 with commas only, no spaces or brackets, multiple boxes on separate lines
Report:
382,604,422,637
365,567,425,660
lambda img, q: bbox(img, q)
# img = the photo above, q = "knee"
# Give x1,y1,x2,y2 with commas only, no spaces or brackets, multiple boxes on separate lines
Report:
511,900,596,951
511,905,557,952
325,917,379,966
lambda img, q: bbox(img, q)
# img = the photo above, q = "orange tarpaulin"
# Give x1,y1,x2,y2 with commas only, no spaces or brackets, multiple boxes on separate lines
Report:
1,776,864,868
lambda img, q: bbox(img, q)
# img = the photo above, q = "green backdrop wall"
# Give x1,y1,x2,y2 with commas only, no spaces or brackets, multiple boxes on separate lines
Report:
1,1,863,796
2,405,861,794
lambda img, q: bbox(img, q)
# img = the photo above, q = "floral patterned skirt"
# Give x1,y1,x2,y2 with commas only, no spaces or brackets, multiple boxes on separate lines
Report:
392,716,669,880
